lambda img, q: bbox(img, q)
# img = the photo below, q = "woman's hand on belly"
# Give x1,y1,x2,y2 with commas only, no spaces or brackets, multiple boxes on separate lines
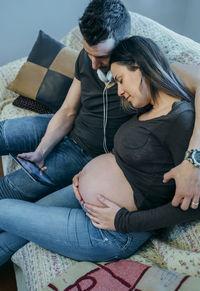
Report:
78,153,137,210
72,171,84,204
84,194,121,230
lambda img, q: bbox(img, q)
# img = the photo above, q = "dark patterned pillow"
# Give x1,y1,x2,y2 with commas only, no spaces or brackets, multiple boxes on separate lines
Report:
7,30,78,113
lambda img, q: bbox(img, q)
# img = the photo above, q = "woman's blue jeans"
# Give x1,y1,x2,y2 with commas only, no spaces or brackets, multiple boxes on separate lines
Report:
0,115,92,200
0,185,152,265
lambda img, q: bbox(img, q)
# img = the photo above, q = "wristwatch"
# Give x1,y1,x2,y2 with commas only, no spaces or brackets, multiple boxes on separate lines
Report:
184,149,200,168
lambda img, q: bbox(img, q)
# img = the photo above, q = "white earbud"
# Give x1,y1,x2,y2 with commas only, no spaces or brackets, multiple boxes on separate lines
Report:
97,69,113,83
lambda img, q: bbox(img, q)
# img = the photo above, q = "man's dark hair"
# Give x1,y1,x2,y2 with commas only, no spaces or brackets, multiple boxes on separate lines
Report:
79,0,131,46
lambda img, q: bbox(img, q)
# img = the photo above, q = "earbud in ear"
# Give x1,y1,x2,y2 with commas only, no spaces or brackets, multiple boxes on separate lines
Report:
97,69,113,83
106,71,113,83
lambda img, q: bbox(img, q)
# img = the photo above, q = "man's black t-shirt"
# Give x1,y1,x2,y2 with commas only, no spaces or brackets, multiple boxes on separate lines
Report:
69,49,134,157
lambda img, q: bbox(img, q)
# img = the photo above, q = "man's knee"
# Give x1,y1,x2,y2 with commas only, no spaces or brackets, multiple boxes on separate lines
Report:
0,170,52,201
1,115,52,154
0,121,7,154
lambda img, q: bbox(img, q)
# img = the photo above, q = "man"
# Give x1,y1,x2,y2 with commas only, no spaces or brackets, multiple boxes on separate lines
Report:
1,0,200,210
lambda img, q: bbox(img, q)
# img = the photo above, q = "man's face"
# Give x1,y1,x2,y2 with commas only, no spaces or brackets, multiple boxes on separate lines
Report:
83,38,115,72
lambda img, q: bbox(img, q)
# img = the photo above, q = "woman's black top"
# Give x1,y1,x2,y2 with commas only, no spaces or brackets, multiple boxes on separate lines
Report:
114,101,200,233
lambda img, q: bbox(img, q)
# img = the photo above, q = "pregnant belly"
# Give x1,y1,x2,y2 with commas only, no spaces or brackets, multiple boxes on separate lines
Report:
78,153,137,211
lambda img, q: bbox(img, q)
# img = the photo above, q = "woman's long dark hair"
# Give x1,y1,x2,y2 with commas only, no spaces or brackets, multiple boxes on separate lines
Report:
110,36,193,109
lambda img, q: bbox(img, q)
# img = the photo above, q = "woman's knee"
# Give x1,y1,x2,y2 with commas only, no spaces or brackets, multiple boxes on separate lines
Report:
37,185,80,208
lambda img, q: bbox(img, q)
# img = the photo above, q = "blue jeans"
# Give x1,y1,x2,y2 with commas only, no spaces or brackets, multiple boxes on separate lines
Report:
0,115,92,200
0,185,152,265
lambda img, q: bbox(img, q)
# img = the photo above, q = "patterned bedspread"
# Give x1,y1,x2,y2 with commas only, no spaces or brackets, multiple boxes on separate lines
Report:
44,260,200,291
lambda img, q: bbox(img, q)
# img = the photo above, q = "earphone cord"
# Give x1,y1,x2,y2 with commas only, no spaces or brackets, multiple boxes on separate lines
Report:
103,82,110,153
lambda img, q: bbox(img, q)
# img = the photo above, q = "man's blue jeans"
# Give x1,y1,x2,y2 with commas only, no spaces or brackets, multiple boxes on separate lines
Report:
0,115,92,200
0,185,152,265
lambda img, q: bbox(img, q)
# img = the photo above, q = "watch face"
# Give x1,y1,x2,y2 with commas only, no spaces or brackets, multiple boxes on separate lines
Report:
193,150,200,165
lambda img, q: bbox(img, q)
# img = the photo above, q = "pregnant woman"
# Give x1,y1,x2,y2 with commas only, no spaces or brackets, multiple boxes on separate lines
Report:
0,36,199,265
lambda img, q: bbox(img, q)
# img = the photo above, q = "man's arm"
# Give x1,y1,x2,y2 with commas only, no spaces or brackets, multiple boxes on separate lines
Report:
171,62,200,149
18,77,81,168
163,63,200,210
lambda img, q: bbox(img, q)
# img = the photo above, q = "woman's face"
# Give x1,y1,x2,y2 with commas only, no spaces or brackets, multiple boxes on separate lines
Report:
111,62,151,108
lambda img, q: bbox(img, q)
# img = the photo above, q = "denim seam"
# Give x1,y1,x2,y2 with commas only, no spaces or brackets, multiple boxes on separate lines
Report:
0,121,8,152
62,138,92,166
121,235,132,251
4,176,28,198
97,229,109,243
68,137,92,163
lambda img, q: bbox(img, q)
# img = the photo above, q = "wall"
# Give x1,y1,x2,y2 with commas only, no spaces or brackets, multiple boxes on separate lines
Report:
184,0,200,42
0,0,199,66
123,0,187,36
123,0,200,43
0,0,89,66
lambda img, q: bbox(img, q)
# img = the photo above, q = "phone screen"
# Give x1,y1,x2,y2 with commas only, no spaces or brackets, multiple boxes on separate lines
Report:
10,154,55,187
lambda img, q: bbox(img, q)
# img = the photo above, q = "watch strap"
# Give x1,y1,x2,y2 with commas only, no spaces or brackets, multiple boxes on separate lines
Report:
184,149,200,167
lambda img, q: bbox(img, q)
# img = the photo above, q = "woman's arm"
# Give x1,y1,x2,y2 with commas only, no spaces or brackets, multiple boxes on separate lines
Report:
84,195,200,233
115,203,200,233
164,63,200,210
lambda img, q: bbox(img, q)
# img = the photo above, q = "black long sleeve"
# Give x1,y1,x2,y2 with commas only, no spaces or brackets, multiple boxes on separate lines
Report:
115,204,200,233
114,103,196,233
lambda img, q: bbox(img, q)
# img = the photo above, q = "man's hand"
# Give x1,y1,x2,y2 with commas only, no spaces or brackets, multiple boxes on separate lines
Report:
84,194,121,230
163,160,200,210
18,151,46,173
72,171,83,203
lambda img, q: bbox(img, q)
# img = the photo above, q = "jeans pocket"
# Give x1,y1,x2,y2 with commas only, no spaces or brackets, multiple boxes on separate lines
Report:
90,226,110,245
121,231,152,257
112,232,130,251
100,230,129,250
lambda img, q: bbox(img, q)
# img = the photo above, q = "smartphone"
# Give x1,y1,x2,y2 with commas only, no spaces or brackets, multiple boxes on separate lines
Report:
10,154,56,187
